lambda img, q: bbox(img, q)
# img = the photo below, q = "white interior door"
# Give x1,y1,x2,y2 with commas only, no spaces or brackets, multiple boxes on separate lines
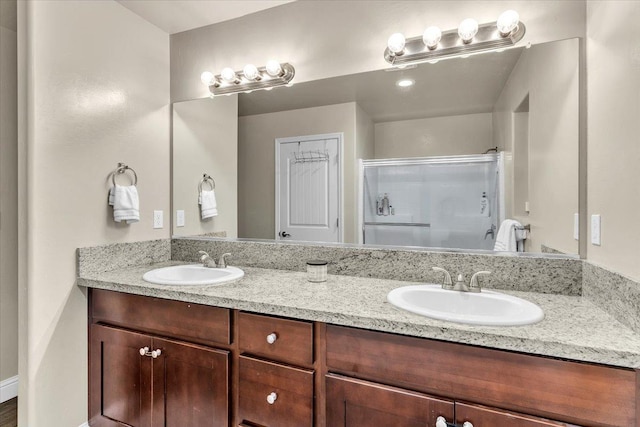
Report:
276,133,342,242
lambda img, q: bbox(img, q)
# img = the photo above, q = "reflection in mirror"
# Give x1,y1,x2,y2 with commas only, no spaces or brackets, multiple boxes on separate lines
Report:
172,38,579,256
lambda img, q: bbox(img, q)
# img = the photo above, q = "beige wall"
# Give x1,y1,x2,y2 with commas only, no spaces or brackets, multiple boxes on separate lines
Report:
374,113,493,159
19,1,169,425
355,104,374,161
170,1,586,102
238,103,358,242
173,97,238,237
587,1,640,280
493,38,580,255
0,1,18,386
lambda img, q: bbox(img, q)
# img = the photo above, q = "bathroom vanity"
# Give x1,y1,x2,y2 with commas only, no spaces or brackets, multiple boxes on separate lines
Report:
80,257,640,427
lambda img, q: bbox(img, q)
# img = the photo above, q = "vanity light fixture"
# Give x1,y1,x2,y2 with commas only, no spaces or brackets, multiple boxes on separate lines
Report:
201,60,295,96
384,10,525,66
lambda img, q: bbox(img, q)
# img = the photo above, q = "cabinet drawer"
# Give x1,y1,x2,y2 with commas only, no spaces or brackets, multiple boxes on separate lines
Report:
238,312,313,367
238,356,313,427
91,289,230,346
326,325,637,427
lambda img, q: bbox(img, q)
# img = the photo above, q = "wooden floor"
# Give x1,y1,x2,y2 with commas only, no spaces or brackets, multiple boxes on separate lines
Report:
0,398,17,427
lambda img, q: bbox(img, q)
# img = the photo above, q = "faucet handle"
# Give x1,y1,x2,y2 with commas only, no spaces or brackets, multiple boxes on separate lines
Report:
218,253,231,269
470,271,491,292
432,267,453,289
198,250,210,262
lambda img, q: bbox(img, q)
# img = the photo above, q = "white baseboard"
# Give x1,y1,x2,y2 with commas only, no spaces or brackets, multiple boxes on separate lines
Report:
0,375,18,403
78,423,89,427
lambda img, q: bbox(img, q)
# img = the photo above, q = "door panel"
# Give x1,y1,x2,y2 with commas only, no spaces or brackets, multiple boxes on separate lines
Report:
89,324,152,427
277,134,340,242
152,338,229,427
455,402,580,427
326,374,454,427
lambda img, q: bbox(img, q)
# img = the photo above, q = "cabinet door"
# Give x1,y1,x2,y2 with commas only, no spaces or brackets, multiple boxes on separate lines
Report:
89,324,153,427
455,402,581,427
326,374,455,427
152,337,229,427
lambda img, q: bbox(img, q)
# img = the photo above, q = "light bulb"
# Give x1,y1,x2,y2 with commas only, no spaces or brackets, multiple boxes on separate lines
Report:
221,67,238,83
200,71,215,86
497,10,519,36
458,18,479,43
266,60,283,77
396,79,414,88
243,64,260,81
387,33,406,55
422,26,442,49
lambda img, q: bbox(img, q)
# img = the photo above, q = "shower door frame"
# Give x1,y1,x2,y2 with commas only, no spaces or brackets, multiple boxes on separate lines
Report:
357,153,504,246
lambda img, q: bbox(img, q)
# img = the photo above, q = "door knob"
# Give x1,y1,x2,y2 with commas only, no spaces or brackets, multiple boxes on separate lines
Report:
266,392,278,404
279,231,291,238
266,333,278,344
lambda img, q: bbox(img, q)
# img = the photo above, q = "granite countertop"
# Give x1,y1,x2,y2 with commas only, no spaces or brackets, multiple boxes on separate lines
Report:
77,261,640,369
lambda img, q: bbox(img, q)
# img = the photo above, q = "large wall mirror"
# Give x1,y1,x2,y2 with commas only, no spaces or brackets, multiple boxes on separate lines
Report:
172,37,579,256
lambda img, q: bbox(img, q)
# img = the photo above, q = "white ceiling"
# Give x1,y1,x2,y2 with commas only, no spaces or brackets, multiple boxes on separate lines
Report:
116,0,295,34
239,48,524,123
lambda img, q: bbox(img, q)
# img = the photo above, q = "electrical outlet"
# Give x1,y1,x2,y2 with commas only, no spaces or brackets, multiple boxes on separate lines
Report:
153,210,163,229
176,210,185,227
573,213,579,241
591,214,601,246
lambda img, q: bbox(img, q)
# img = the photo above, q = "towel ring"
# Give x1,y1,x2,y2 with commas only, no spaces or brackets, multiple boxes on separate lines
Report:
112,162,138,186
198,173,215,193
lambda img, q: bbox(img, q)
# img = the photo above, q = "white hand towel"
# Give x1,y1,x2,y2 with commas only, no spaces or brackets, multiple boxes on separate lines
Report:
109,185,140,224
494,219,522,252
199,189,218,220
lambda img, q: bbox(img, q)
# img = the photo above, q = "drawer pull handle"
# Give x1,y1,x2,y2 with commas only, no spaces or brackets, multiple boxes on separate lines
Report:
266,392,278,404
139,347,162,358
435,416,448,427
266,333,278,344
462,423,473,427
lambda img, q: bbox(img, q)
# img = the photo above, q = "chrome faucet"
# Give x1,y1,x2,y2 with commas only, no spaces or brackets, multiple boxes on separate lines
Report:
484,224,496,240
217,253,231,269
198,251,217,268
432,267,491,292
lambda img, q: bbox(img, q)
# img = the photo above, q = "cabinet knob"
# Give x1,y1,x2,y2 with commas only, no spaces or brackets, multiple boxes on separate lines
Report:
462,422,474,427
139,347,149,356
266,392,278,405
151,349,162,358
435,416,448,427
266,333,278,344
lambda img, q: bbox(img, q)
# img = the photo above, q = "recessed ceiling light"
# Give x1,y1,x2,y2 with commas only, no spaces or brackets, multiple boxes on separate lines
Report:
397,79,414,88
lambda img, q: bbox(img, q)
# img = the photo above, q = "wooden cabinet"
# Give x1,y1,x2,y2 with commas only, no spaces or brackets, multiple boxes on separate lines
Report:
89,289,638,427
238,356,313,427
326,374,454,427
89,291,231,427
236,313,315,427
326,325,637,427
90,324,229,427
455,402,578,427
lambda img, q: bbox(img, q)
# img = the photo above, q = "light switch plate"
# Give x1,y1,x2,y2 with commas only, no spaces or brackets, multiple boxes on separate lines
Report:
573,213,579,240
176,210,185,227
153,210,163,229
591,214,601,245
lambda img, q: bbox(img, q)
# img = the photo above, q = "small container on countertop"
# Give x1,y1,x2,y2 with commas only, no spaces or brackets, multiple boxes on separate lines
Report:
306,260,328,282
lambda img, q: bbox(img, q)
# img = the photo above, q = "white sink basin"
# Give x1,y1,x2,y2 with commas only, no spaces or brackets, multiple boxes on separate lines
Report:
142,264,244,286
387,285,544,326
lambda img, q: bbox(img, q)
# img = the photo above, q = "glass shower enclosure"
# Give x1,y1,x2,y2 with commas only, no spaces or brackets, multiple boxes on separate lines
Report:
358,153,504,250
